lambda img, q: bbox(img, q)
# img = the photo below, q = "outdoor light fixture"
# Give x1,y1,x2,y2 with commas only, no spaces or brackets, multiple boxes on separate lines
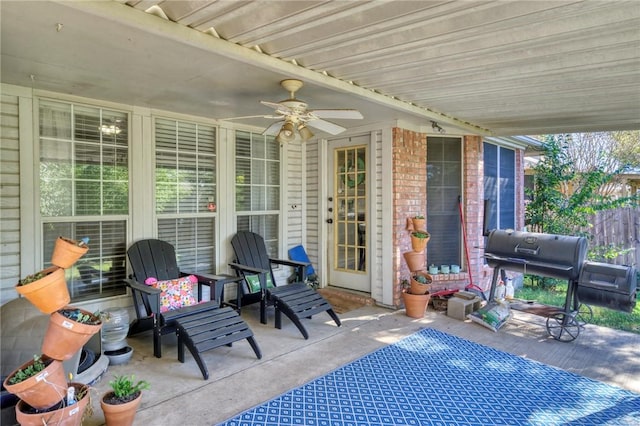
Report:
298,124,314,140
431,121,445,134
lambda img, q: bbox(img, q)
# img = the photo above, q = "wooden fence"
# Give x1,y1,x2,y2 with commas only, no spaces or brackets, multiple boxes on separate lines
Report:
589,207,639,267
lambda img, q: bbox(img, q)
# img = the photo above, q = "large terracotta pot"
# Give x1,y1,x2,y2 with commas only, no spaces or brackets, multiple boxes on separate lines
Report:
410,271,433,295
402,291,431,319
42,308,103,361
3,355,67,410
51,237,89,269
15,266,69,314
403,251,425,272
101,391,143,426
15,383,89,426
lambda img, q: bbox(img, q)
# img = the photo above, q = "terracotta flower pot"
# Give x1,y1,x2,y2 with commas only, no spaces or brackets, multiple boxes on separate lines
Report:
402,291,431,318
3,355,67,410
101,391,143,426
410,232,430,253
403,251,425,272
410,271,433,295
51,237,89,269
411,217,426,231
15,266,70,314
16,382,89,426
42,308,103,361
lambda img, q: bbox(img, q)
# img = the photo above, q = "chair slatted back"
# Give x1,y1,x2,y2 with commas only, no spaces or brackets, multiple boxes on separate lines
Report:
128,239,181,282
231,231,277,285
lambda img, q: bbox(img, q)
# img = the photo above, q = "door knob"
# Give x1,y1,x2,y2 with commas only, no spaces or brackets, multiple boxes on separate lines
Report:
326,219,333,224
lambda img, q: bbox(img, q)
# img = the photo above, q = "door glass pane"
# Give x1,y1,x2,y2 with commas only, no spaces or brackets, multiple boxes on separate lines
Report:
334,146,367,272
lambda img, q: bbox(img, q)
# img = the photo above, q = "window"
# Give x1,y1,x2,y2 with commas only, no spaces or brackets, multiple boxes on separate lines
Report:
484,143,515,231
235,131,280,256
426,136,462,268
39,99,128,301
155,118,217,273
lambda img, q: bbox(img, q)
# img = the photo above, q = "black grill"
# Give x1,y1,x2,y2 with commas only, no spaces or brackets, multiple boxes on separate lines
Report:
483,229,637,341
485,230,587,281
578,261,637,313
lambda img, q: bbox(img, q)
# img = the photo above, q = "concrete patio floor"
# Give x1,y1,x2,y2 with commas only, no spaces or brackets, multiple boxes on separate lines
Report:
82,300,640,426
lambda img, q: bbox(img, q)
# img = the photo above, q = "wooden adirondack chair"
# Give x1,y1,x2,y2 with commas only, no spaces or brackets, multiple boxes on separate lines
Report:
126,239,261,379
229,231,341,339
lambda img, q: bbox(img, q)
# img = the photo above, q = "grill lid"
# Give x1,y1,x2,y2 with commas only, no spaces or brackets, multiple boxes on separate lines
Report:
485,229,588,280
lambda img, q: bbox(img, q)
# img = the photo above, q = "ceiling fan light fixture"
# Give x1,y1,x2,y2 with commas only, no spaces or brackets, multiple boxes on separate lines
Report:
277,121,296,142
298,125,314,140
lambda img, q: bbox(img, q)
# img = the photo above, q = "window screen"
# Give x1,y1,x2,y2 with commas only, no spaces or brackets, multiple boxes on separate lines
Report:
426,136,462,268
483,142,515,231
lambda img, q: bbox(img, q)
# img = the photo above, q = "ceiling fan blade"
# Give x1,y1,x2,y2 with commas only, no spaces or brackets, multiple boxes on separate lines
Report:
306,118,347,135
311,109,363,120
262,121,284,136
260,100,291,115
220,114,280,121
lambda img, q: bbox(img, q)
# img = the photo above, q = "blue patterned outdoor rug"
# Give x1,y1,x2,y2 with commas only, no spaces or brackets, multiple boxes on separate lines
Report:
218,328,640,426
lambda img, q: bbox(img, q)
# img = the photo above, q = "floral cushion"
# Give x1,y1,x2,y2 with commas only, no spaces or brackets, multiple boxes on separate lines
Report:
244,274,275,293
144,275,198,313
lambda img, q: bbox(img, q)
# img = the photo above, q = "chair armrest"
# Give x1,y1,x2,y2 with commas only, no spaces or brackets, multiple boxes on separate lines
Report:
269,258,309,281
228,262,271,293
124,278,161,317
125,278,161,295
228,262,269,275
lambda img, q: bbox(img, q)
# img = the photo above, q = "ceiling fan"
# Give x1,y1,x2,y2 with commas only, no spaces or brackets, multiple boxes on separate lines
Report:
227,79,363,143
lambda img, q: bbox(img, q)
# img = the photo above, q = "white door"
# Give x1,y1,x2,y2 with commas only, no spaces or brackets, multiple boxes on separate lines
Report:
327,136,370,293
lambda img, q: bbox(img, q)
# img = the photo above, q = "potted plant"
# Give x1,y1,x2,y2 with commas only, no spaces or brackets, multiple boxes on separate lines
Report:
101,374,150,426
401,279,431,319
42,307,103,361
411,215,426,231
410,230,430,253
51,236,89,269
15,382,91,426
410,271,432,295
3,354,68,411
15,266,70,314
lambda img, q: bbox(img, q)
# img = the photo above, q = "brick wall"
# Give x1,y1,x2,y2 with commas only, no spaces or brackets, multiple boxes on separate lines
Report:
392,130,490,307
392,128,427,306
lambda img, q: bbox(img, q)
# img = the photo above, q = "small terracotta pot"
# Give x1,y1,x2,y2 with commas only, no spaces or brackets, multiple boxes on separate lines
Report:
410,271,433,295
411,217,426,231
410,232,430,252
402,291,431,318
101,391,143,426
51,237,89,269
403,251,425,272
15,267,69,314
42,308,102,361
3,355,67,411
15,382,89,426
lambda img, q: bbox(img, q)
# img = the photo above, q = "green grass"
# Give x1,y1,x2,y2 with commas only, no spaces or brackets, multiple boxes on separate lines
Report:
514,282,639,334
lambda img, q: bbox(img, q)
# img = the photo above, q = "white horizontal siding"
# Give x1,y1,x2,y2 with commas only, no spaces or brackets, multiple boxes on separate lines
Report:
1,93,21,301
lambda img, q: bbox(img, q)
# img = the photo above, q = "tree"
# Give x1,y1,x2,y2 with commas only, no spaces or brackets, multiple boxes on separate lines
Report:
526,133,638,241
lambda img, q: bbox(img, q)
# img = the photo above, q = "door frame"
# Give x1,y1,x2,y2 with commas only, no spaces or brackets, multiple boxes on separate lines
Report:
319,133,375,294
